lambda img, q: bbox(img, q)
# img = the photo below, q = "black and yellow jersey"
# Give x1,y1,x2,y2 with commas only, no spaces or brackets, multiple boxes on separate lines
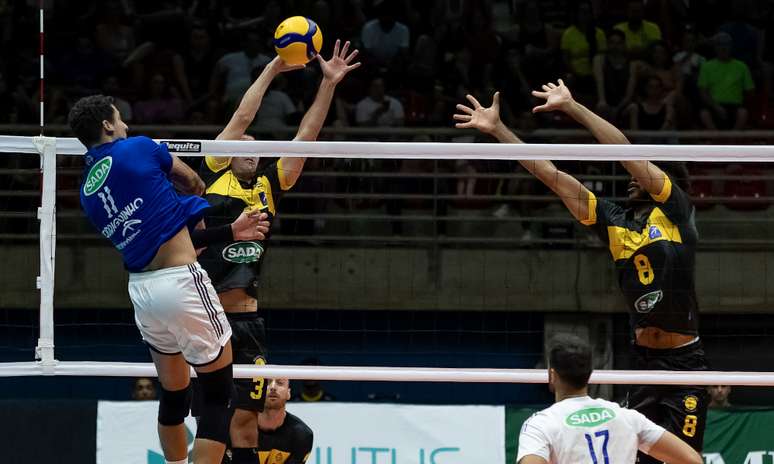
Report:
257,412,314,464
582,176,699,335
197,156,293,297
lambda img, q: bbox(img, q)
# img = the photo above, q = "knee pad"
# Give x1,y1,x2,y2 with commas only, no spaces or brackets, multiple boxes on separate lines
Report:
195,363,233,444
158,384,192,426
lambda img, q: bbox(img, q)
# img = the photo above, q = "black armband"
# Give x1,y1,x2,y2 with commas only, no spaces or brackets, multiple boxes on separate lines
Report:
190,224,234,248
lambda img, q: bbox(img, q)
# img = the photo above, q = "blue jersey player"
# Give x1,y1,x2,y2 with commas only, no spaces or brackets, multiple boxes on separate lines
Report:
69,95,271,464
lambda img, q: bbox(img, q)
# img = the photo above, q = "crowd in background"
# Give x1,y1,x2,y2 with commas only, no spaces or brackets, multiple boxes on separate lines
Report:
1,0,774,132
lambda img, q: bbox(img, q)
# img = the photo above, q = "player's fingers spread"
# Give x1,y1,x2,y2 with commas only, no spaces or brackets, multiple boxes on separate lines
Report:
533,104,548,113
345,49,359,63
341,41,350,57
558,78,566,87
548,82,558,89
542,84,552,92
333,39,340,57
453,114,471,121
493,92,501,108
347,62,362,71
532,90,548,98
455,122,471,129
456,104,474,114
466,94,482,108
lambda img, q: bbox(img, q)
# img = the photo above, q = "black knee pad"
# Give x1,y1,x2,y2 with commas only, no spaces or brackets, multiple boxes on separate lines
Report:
195,363,233,444
158,384,192,426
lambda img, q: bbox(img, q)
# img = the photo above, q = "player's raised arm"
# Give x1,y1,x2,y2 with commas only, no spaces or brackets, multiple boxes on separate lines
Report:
536,79,669,197
453,92,595,225
280,39,361,189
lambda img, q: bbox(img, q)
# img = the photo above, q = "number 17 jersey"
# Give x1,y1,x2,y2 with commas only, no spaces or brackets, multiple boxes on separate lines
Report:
517,396,665,464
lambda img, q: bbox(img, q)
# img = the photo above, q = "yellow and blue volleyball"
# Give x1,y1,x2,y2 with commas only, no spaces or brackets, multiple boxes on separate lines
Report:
274,16,323,66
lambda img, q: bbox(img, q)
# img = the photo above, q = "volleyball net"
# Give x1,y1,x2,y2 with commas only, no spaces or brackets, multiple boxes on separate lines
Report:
1,133,774,393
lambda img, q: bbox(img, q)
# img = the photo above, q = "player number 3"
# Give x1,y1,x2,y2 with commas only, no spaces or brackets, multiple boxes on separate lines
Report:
250,357,266,400
633,254,655,285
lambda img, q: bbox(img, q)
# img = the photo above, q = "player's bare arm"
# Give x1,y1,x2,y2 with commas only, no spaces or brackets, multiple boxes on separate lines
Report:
646,431,703,464
536,79,669,196
518,455,549,464
281,39,361,189
453,92,593,224
169,156,206,196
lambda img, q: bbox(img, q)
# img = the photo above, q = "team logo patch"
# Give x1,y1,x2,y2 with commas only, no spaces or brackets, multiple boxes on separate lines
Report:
161,141,201,153
684,395,698,412
222,241,264,264
83,156,112,196
565,407,616,428
648,225,662,239
634,290,663,313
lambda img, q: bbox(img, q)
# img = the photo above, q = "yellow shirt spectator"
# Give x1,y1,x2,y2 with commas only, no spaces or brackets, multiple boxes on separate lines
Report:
561,26,607,77
614,20,662,55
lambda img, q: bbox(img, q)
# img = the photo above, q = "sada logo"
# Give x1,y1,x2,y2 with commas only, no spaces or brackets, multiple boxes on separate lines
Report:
83,156,112,196
222,241,264,263
565,407,616,428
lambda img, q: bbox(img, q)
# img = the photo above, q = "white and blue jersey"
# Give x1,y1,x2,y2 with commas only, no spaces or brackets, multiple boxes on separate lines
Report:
79,136,209,272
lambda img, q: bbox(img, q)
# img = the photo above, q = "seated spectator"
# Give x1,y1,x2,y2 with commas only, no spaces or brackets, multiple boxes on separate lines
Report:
211,29,271,112
632,41,682,103
133,73,185,124
355,77,405,127
707,385,732,409
360,0,410,73
673,26,706,111
561,2,606,95
101,76,133,123
331,0,366,43
252,73,298,129
699,32,755,130
625,75,675,130
131,377,157,401
593,29,633,120
183,23,221,104
614,0,662,58
719,3,761,70
94,0,135,63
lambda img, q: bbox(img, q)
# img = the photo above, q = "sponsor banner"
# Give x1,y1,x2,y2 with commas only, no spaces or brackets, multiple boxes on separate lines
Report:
98,401,504,464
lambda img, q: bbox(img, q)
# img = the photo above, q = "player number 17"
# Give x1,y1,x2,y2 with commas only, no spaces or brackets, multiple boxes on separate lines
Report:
585,430,610,464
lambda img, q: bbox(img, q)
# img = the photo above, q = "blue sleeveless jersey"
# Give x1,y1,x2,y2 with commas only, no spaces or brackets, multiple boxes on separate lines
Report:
79,136,209,272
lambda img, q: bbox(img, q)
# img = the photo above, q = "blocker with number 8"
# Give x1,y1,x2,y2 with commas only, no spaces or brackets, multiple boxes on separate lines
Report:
274,16,323,65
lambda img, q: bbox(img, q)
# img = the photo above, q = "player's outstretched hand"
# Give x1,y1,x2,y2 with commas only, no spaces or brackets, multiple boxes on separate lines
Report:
318,39,361,84
268,55,306,74
453,92,501,135
231,211,271,241
532,79,575,113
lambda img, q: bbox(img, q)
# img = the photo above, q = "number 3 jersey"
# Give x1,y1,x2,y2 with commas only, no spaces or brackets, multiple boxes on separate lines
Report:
79,137,209,272
197,156,291,297
517,396,665,464
582,176,699,335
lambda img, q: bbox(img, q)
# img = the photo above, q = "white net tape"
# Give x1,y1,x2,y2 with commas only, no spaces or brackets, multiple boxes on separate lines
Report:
2,134,773,387
2,135,774,161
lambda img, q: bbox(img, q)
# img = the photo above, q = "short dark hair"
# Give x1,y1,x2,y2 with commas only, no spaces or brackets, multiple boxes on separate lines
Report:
656,161,690,192
548,334,592,390
68,95,115,147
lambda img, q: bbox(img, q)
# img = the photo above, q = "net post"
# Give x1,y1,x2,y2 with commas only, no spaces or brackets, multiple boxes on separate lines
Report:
33,136,57,371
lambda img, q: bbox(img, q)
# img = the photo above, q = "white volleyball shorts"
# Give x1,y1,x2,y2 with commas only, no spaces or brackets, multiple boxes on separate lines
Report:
128,262,231,366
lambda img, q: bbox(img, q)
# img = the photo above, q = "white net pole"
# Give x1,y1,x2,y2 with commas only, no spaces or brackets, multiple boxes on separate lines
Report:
33,136,56,367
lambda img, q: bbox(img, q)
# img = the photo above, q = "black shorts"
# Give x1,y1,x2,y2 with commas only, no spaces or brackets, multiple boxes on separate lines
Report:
628,339,709,464
191,312,268,416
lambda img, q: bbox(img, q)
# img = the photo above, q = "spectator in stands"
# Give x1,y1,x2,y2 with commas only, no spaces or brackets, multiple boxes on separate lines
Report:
252,72,299,129
707,385,732,408
633,41,682,103
183,23,221,104
625,75,675,130
698,32,755,130
614,1,662,58
360,0,410,74
101,76,133,123
561,2,606,96
331,0,366,43
94,0,136,64
593,29,634,121
517,0,562,89
133,73,185,124
673,26,706,112
211,29,271,113
59,35,114,97
131,377,157,401
719,3,762,71
292,358,335,402
355,77,405,127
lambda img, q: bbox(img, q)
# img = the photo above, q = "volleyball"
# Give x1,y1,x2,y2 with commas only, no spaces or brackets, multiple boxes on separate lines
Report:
274,16,323,66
